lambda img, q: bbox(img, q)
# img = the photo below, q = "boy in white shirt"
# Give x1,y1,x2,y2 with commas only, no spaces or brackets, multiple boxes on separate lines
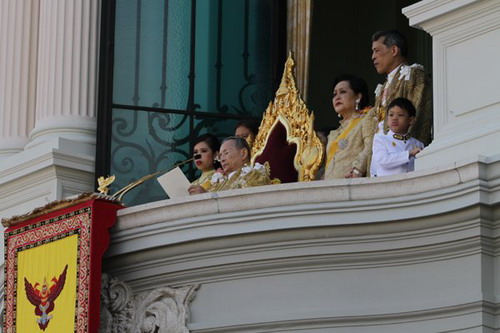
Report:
370,97,424,177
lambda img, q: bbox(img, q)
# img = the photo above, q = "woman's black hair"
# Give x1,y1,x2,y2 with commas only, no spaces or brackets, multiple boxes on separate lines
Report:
234,118,260,136
332,74,370,109
193,133,220,154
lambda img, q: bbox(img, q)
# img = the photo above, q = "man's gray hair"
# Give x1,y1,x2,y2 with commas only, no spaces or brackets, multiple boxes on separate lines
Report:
222,136,251,159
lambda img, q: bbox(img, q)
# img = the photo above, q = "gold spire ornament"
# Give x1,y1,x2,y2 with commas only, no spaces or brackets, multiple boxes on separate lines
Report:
251,52,323,181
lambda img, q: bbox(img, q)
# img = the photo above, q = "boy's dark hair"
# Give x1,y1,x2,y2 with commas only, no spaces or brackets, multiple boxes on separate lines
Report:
193,133,220,153
234,118,260,136
372,30,408,58
387,97,417,117
332,74,370,109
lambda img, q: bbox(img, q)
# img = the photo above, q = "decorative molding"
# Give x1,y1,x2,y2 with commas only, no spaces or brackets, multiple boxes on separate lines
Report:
100,273,199,333
110,232,484,291
188,301,494,332
0,137,98,230
403,0,500,34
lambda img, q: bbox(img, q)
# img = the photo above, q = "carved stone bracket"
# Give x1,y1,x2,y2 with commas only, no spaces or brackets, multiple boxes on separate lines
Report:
100,273,199,333
100,274,135,333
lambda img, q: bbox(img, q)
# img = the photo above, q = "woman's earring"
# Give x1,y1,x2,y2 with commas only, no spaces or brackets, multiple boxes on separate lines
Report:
337,113,342,119
355,99,360,111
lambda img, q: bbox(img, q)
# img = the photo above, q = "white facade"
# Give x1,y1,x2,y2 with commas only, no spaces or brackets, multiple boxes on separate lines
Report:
1,0,500,331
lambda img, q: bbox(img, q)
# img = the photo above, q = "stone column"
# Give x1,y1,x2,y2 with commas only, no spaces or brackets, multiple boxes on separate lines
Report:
27,0,101,148
287,0,312,101
0,0,101,233
404,0,500,169
0,0,38,158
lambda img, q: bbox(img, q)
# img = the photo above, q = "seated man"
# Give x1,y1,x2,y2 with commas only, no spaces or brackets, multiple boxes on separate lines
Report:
188,136,271,194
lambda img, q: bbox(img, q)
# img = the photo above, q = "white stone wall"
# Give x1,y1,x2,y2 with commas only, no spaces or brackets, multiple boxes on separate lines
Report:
404,0,500,169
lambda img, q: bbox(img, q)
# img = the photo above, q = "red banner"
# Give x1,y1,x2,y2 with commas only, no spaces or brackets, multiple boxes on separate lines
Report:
3,193,123,333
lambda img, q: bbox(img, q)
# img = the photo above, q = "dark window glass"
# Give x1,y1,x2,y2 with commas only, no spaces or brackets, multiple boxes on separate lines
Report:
97,0,285,206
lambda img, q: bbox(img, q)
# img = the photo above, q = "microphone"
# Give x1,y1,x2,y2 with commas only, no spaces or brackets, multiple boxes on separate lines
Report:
109,155,197,201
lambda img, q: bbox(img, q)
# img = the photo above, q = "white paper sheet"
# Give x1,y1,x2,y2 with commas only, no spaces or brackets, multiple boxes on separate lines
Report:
157,166,191,198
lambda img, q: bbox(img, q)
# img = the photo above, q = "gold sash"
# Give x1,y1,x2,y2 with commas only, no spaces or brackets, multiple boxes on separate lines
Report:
326,118,362,167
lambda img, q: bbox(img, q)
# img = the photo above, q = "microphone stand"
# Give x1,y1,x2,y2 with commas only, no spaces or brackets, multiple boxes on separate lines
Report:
110,156,197,202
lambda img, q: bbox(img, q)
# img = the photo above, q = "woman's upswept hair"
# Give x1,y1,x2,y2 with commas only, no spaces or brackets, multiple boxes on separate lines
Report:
332,74,370,109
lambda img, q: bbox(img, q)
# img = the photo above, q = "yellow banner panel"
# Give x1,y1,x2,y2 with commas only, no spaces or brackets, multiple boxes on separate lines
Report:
16,234,78,333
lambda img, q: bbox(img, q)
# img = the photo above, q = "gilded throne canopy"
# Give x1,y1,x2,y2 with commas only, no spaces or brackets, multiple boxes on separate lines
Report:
251,53,323,183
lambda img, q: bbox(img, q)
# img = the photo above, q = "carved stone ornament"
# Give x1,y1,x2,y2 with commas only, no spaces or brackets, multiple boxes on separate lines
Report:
100,274,199,333
100,274,135,333
132,285,199,333
251,52,323,181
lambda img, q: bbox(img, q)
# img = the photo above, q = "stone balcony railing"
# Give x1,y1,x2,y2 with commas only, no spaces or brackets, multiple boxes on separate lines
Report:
100,154,500,332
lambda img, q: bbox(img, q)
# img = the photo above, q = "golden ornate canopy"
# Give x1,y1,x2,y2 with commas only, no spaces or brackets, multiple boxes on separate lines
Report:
251,52,323,182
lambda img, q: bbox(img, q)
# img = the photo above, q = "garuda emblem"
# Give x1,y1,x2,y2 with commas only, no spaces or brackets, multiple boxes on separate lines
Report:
24,264,68,330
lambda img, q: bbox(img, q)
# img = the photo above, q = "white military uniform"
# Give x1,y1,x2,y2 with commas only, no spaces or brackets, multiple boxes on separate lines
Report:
370,129,424,177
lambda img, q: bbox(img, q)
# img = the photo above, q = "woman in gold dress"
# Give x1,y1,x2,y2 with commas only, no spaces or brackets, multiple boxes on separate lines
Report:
323,74,377,179
189,134,220,190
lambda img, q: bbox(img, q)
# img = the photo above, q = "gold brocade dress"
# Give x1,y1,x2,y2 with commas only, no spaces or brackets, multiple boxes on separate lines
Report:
191,169,215,191
323,108,378,179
